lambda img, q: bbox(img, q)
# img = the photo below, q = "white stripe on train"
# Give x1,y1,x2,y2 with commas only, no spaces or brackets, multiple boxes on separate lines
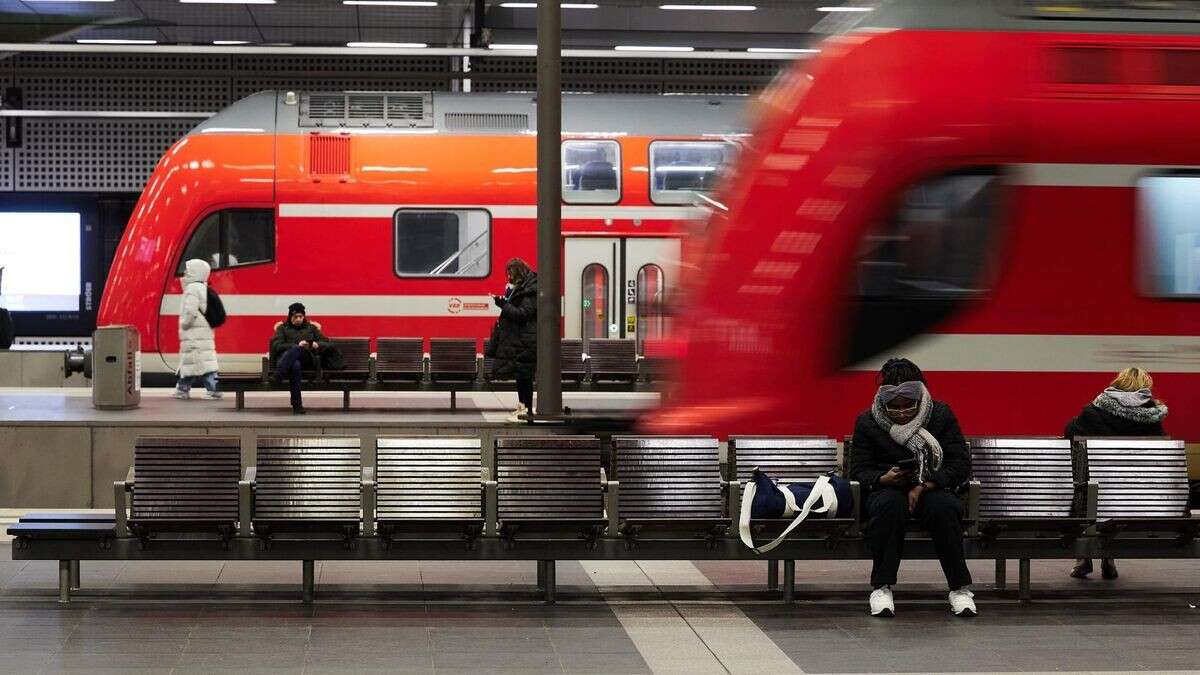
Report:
160,294,502,317
277,203,710,220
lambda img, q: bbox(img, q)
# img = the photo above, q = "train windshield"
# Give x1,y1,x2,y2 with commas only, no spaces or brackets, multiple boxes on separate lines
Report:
846,170,1004,365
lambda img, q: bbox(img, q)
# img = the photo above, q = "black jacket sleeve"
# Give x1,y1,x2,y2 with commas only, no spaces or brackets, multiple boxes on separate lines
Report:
269,325,289,359
1064,411,1084,440
848,414,890,488
501,291,536,324
928,404,970,489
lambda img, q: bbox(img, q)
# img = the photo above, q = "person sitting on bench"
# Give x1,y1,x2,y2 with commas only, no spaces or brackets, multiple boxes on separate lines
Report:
849,358,975,618
270,302,329,415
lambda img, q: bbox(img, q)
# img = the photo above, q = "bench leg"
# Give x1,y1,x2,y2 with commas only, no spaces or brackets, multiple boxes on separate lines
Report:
58,561,71,604
782,560,795,603
236,391,245,410
1018,558,1031,604
994,559,1007,591
536,560,545,590
542,560,556,604
767,560,779,591
302,560,315,604
69,560,80,590
450,389,457,411
343,390,350,411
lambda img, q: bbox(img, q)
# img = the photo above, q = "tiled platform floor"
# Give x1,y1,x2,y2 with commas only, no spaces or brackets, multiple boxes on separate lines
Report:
2,546,1198,674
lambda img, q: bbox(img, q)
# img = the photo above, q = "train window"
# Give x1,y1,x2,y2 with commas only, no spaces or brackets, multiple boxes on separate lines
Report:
581,263,609,345
394,209,490,278
845,171,1004,365
176,208,275,274
1139,174,1200,298
649,141,736,206
562,141,620,205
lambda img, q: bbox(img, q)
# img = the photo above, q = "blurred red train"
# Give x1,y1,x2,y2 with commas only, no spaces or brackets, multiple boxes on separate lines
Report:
647,0,1200,445
97,91,746,374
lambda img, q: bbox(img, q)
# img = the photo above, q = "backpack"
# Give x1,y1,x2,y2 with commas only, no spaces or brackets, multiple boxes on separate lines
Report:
0,308,13,349
204,287,226,328
738,467,854,554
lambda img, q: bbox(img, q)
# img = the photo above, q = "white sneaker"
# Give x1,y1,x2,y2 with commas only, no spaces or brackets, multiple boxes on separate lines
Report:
949,588,976,617
506,404,528,424
869,586,894,617
205,390,223,400
172,389,189,400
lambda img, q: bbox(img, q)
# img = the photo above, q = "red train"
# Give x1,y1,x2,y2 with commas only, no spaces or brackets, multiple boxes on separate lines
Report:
647,0,1200,443
98,91,746,374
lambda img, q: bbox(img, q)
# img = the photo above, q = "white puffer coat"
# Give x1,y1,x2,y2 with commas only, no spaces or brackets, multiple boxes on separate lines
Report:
178,259,218,378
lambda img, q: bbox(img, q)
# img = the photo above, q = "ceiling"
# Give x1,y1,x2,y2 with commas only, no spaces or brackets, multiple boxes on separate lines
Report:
0,0,865,50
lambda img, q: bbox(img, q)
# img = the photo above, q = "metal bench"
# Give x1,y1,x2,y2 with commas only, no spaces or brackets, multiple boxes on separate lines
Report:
561,339,587,382
376,337,425,382
611,436,726,544
376,436,486,546
586,339,638,382
429,338,478,382
120,436,241,543
229,336,374,410
251,436,363,541
322,337,372,382
971,437,1095,600
1077,438,1196,544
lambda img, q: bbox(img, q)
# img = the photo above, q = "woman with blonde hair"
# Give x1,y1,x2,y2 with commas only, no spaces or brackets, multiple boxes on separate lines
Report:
1064,367,1168,579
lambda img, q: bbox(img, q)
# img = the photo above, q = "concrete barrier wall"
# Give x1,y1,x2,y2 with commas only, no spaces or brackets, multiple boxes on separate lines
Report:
0,351,88,388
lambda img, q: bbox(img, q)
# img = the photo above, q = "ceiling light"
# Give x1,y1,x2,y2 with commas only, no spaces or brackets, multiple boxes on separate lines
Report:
489,43,537,50
213,40,250,45
816,5,872,11
342,1,439,5
178,0,275,4
347,41,428,48
76,38,157,44
499,2,600,7
747,47,819,53
26,0,115,3
659,4,756,10
614,45,694,52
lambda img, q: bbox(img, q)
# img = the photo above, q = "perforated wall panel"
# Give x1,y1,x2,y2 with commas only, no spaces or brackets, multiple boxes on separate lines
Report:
18,75,230,113
0,143,13,192
15,119,195,192
469,56,780,95
234,78,449,100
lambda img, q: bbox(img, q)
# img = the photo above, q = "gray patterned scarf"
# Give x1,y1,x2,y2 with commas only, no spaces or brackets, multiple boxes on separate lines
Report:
1095,388,1168,424
871,381,943,483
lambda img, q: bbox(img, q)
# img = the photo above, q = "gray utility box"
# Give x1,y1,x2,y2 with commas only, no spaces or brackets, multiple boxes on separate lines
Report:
92,325,141,410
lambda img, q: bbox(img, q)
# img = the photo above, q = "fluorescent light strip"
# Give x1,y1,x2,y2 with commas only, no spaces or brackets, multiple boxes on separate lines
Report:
747,47,819,53
659,4,756,10
213,40,250,45
76,38,157,44
499,2,600,7
347,41,427,48
179,0,275,3
26,0,115,3
342,0,438,5
489,43,537,50
614,45,694,52
816,5,872,11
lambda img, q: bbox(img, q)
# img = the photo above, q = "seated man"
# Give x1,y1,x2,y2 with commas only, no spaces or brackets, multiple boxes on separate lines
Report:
849,358,975,618
270,302,328,415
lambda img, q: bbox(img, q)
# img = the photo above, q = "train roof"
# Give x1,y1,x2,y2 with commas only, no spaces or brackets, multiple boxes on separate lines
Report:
860,0,1200,36
190,90,750,138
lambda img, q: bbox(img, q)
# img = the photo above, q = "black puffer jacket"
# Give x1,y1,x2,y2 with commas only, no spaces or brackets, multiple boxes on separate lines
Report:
1064,403,1166,438
848,401,971,491
269,320,329,365
487,273,538,380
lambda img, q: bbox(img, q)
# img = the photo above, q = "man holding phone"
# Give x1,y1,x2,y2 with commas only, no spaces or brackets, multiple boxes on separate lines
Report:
849,359,974,618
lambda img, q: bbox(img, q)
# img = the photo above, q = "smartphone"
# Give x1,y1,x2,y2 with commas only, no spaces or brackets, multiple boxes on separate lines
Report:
895,458,918,472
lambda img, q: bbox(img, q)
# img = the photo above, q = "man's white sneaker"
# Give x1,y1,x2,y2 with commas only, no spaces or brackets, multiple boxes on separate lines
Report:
205,391,223,400
869,586,894,617
949,588,976,617
172,389,189,400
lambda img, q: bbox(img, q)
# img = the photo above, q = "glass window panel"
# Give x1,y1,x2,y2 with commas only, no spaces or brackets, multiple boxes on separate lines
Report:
650,140,737,205
394,209,491,277
177,212,220,274
581,263,609,344
224,209,274,268
562,140,621,205
636,263,665,354
1139,174,1200,298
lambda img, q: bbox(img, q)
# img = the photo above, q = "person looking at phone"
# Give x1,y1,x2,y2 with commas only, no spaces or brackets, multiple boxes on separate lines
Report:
849,358,974,618
269,302,329,415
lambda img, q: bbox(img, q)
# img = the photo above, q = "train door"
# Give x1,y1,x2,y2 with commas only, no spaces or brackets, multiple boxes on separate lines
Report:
564,236,680,354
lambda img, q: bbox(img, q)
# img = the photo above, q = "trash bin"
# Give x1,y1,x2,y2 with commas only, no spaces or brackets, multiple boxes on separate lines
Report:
92,325,141,410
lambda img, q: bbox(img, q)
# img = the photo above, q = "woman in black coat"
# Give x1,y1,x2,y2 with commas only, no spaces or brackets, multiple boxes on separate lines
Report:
1064,367,1168,580
487,259,537,423
849,358,976,618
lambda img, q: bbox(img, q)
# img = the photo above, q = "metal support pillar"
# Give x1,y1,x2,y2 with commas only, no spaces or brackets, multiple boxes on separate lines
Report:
534,0,563,418
58,561,71,604
782,560,795,603
69,560,80,590
450,390,456,411
542,560,556,604
536,560,546,590
342,390,350,410
302,560,315,604
1018,558,1031,603
767,560,779,590
994,559,1007,591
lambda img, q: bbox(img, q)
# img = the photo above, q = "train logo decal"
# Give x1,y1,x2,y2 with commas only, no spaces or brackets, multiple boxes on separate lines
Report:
447,298,463,314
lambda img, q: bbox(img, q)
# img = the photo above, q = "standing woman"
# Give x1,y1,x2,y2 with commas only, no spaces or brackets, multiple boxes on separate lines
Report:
487,258,538,423
1064,367,1168,580
174,258,221,399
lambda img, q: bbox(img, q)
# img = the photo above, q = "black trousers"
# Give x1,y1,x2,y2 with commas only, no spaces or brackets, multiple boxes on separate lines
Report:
276,345,305,408
865,487,972,591
516,376,534,411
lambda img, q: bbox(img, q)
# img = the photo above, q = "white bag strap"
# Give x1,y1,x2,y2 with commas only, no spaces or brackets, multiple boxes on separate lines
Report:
746,475,835,554
738,477,758,549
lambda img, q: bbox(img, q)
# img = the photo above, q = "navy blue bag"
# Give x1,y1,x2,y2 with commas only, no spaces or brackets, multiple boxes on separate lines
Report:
739,468,853,553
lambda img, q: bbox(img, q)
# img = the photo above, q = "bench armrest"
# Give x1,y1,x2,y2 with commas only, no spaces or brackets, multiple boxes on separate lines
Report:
728,480,743,533
482,466,497,537
368,356,378,382
260,356,270,383
1085,480,1099,521
602,471,620,537
847,480,862,536
361,466,377,537
113,465,134,537
238,466,257,537
965,479,981,536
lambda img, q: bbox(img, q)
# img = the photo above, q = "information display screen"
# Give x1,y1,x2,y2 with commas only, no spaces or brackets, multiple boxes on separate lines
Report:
0,212,82,312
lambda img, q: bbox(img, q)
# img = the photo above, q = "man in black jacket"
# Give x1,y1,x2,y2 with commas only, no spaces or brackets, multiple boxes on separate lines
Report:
270,302,329,414
849,358,975,618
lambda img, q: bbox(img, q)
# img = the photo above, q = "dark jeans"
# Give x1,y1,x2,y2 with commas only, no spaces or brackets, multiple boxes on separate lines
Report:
865,487,972,591
516,376,533,411
276,345,306,408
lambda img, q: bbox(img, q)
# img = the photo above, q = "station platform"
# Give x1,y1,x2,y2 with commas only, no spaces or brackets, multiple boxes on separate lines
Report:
0,387,659,509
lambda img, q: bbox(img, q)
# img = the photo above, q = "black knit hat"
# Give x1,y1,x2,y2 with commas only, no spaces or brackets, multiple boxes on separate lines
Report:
288,302,306,319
